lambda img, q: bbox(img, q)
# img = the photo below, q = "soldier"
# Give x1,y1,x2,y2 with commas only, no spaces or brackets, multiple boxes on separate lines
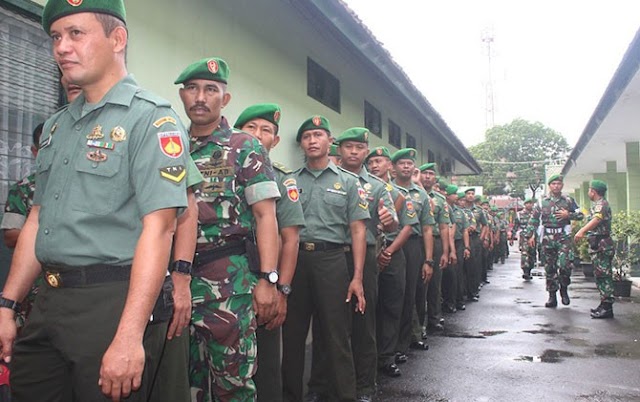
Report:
0,1,190,400
328,143,341,165
366,146,419,378
511,198,536,280
233,103,305,401
175,58,281,401
464,189,487,301
418,163,450,331
526,174,583,308
443,185,471,313
575,180,615,319
282,116,369,402
391,148,434,362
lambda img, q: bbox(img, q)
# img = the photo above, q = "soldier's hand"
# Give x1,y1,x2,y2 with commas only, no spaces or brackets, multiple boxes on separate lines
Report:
554,208,569,220
422,262,433,284
0,310,17,363
99,337,145,401
346,279,366,314
378,199,395,230
528,237,535,249
439,254,448,269
449,251,457,266
463,249,471,260
378,249,392,269
574,230,585,242
167,272,192,340
265,293,288,330
253,280,278,326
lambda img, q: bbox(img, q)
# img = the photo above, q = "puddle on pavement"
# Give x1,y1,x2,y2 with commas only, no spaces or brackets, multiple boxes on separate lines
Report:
515,349,575,363
479,330,507,336
535,323,552,328
593,343,640,359
440,332,486,339
564,337,589,347
559,325,589,334
514,298,531,304
522,329,562,335
510,286,524,289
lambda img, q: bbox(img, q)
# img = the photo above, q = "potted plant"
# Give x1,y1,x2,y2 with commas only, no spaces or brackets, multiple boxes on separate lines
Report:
611,210,640,297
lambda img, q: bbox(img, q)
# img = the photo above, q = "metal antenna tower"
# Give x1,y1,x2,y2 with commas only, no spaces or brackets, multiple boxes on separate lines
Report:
482,28,495,129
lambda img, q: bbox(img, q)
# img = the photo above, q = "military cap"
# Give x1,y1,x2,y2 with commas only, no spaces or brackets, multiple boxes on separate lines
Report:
335,127,370,144
419,162,437,173
439,179,449,188
329,144,340,157
42,0,126,34
234,103,281,130
445,184,458,195
524,197,534,204
491,206,498,211
547,174,563,185
590,179,607,193
481,198,489,205
391,148,417,163
464,187,475,194
457,192,466,199
296,115,331,142
175,57,230,85
366,146,391,161
474,195,482,202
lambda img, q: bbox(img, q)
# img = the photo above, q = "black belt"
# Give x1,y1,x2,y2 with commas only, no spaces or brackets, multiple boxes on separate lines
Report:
42,264,131,288
299,241,345,252
344,244,376,253
470,232,479,237
195,240,246,267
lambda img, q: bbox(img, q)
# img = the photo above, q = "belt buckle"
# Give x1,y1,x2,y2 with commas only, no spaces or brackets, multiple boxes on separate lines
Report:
304,242,315,251
45,271,62,288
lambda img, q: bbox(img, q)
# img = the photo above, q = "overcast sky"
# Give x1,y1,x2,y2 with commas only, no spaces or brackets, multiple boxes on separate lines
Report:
343,0,640,147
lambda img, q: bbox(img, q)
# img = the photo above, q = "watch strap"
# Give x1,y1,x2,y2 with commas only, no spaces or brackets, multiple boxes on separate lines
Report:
171,260,192,275
0,296,21,313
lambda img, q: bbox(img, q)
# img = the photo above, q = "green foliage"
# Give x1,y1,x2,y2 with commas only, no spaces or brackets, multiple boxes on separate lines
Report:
468,119,571,197
611,210,640,279
571,219,591,263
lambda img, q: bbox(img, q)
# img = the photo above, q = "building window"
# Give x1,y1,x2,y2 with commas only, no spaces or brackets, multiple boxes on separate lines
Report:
307,58,340,113
406,132,416,149
364,101,381,137
389,120,401,148
427,150,435,163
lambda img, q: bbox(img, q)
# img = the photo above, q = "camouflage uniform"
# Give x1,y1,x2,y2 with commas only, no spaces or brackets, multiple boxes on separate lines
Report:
587,198,615,303
525,195,583,292
512,209,536,275
189,117,279,402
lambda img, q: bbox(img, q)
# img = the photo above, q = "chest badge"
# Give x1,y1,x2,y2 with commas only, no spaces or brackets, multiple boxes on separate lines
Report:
110,126,127,142
87,150,108,163
86,125,104,140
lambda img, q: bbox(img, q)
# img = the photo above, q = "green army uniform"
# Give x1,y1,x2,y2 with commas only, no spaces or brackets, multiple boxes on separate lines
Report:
479,201,492,283
391,149,435,356
468,199,487,299
512,201,536,279
525,175,583,304
448,198,470,310
308,128,397,398
11,71,189,401
586,181,615,307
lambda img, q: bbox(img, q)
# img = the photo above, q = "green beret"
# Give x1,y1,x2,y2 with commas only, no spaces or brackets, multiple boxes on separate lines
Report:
296,115,331,142
439,180,449,188
524,197,534,204
175,57,230,85
457,192,466,199
42,0,126,34
419,163,437,173
492,206,499,212
590,179,607,193
329,144,340,157
445,184,458,195
336,127,370,144
474,195,482,202
464,188,475,194
547,174,563,185
234,103,281,130
366,146,391,161
391,148,417,163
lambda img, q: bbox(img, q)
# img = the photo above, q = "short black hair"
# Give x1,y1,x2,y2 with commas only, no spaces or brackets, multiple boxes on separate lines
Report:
33,123,44,146
592,187,606,197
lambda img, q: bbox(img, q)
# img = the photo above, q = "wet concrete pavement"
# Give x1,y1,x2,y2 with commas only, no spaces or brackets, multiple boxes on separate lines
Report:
375,247,640,402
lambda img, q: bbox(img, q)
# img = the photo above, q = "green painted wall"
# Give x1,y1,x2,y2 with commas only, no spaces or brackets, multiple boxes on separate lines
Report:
627,142,640,210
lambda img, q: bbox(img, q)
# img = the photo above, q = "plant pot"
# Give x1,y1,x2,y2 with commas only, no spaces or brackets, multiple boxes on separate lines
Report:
581,262,594,277
613,279,632,297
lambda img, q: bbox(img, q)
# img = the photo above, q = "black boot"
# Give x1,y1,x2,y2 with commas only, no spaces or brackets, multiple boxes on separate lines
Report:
590,302,603,313
591,302,614,319
559,286,570,305
522,268,532,280
545,292,557,308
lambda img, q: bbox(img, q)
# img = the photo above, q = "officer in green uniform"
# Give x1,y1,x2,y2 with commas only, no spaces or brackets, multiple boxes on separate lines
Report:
366,146,419,378
0,2,190,400
525,174,583,308
234,103,305,402
329,143,342,165
457,193,474,307
575,180,615,319
443,185,470,313
464,189,486,301
479,198,493,283
391,149,435,361
511,198,536,280
418,163,450,331
282,116,369,402
176,58,281,401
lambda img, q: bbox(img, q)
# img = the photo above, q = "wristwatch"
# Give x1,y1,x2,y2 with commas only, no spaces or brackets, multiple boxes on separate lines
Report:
258,270,279,285
0,296,21,313
170,260,192,275
424,259,435,267
277,283,292,296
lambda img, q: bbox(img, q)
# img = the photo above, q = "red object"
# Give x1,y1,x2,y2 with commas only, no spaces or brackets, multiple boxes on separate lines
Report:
0,362,9,386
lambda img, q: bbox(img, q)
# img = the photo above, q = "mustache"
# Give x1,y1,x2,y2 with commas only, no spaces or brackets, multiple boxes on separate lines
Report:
190,103,210,112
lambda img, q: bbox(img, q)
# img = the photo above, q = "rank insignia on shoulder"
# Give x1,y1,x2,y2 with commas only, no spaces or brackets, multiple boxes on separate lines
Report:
153,116,177,128
158,131,184,158
159,165,186,184
110,126,127,142
87,125,104,140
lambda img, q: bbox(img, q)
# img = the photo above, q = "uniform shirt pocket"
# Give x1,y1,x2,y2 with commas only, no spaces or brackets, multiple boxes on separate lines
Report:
70,152,123,215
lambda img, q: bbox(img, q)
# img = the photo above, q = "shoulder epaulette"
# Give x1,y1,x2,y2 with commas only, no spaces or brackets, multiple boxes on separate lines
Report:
337,165,359,178
433,192,446,200
134,89,171,107
273,161,293,174
367,172,387,185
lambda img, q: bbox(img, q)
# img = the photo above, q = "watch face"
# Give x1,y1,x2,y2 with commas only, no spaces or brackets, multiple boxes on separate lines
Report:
280,285,292,295
268,271,279,283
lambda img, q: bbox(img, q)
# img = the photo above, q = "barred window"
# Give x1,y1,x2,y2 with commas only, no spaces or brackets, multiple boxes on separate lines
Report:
364,100,381,137
389,119,401,148
307,58,340,113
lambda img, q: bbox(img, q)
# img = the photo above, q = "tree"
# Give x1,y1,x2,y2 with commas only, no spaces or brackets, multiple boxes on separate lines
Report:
468,119,571,198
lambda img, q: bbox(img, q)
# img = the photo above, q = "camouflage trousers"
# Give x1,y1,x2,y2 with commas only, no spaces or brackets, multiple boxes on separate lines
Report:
519,236,536,273
590,238,615,304
190,253,258,402
540,232,572,292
